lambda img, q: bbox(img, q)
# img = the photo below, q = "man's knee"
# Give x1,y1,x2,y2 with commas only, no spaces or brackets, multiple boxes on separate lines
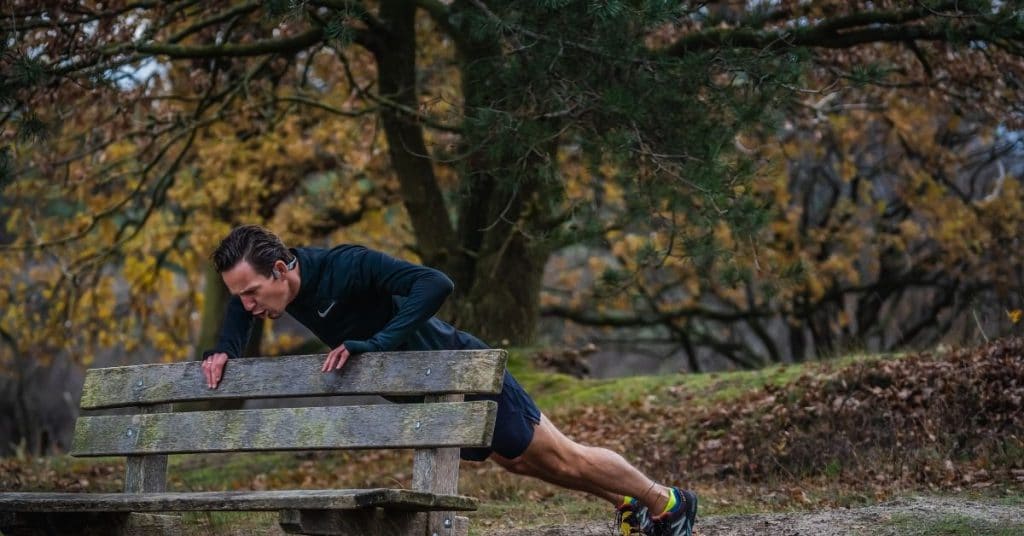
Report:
492,453,532,475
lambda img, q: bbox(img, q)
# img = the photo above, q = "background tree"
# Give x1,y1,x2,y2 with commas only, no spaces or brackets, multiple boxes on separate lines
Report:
0,0,1022,450
541,1,1024,370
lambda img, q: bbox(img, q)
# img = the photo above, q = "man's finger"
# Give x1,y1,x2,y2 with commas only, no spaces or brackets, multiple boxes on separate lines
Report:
321,351,336,372
202,360,212,388
212,358,228,389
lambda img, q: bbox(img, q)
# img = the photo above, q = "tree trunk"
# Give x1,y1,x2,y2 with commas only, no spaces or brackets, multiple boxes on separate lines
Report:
375,1,458,271
458,223,550,345
194,263,228,361
371,2,554,344
438,4,566,345
789,324,807,363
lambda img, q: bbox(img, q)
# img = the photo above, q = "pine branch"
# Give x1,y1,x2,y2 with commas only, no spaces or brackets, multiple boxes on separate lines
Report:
309,0,387,34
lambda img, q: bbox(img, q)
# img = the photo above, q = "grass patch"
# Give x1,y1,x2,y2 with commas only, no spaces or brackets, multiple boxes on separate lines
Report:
509,347,890,412
883,513,1024,535
470,492,607,535
171,452,295,491
181,511,282,536
996,493,1024,507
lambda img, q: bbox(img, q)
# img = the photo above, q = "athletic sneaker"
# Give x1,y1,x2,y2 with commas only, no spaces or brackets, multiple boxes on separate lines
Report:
649,488,698,536
614,496,652,535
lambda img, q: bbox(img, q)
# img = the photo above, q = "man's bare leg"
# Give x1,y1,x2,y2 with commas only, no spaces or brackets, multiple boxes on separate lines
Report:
491,447,621,504
489,414,672,512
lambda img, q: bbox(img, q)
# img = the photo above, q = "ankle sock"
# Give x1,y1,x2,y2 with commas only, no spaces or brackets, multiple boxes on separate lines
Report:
617,496,636,510
660,487,679,515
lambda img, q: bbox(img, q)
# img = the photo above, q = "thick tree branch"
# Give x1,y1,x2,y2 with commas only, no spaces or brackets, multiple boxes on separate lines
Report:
136,27,325,58
667,16,1024,56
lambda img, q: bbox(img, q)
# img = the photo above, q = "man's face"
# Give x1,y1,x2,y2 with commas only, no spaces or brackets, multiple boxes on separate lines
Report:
221,260,289,320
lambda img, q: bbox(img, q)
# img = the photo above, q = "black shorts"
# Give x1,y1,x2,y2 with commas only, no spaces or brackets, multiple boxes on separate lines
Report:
462,371,541,461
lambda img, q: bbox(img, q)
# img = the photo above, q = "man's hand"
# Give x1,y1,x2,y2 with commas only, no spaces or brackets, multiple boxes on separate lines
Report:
202,352,229,389
321,344,351,372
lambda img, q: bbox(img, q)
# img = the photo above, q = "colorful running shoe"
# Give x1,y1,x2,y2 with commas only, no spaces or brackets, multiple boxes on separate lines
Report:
614,496,652,535
649,488,698,536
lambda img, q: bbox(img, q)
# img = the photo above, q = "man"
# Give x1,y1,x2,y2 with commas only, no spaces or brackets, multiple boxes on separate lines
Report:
201,225,697,536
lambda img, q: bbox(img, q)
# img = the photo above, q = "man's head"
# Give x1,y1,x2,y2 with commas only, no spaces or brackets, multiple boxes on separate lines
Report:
212,225,298,319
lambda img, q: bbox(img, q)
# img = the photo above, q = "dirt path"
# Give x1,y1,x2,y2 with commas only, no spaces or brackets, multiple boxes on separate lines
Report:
488,495,1024,535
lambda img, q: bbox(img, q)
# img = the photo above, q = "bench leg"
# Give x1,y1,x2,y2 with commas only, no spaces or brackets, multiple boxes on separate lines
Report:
424,512,469,536
279,509,425,536
0,512,182,536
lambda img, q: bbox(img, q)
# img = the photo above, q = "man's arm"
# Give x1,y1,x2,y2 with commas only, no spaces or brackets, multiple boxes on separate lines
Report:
342,247,454,354
201,296,255,388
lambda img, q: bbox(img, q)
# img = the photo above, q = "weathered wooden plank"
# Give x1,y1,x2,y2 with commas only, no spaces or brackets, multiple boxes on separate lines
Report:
452,515,469,536
79,350,507,409
72,401,497,456
124,404,170,493
0,489,477,513
414,394,463,536
0,512,183,536
279,509,423,536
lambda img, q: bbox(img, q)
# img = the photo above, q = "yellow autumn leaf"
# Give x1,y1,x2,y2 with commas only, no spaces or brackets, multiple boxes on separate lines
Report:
1008,309,1022,324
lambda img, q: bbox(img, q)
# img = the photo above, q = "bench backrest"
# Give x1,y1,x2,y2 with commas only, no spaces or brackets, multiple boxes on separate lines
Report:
72,350,507,500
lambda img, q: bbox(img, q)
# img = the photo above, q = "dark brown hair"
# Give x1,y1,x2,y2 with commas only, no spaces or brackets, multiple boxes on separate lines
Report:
211,225,294,277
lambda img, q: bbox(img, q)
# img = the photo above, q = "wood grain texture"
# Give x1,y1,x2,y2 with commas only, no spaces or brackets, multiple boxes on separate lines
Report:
79,350,507,409
413,394,463,536
72,401,497,456
124,404,170,493
0,489,477,512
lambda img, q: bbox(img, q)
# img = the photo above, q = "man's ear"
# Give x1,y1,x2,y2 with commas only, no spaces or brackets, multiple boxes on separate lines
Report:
271,259,287,280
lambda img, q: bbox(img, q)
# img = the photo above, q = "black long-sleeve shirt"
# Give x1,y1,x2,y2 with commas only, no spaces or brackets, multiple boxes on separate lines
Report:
210,245,487,358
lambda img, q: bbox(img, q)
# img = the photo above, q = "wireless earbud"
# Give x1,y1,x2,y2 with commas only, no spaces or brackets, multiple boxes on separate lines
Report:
272,257,296,280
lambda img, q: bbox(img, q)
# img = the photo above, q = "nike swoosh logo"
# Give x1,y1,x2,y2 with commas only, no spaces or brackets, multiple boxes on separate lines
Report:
317,301,336,318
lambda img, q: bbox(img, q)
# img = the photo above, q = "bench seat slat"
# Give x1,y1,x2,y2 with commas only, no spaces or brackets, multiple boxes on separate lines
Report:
80,350,508,410
0,489,477,512
72,401,497,456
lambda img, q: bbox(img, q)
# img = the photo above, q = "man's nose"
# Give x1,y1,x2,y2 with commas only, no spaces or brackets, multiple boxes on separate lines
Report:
241,296,256,311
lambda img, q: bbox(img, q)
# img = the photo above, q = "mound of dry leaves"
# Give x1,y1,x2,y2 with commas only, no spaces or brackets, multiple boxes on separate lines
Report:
652,337,1022,491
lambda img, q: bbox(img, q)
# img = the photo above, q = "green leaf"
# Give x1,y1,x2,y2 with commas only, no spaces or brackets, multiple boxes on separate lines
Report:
325,14,355,46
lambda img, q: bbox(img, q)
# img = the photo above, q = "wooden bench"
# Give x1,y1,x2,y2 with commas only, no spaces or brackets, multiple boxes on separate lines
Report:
0,349,506,536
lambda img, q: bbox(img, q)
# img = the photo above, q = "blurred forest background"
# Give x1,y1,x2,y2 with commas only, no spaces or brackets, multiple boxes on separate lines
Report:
1,0,1022,458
